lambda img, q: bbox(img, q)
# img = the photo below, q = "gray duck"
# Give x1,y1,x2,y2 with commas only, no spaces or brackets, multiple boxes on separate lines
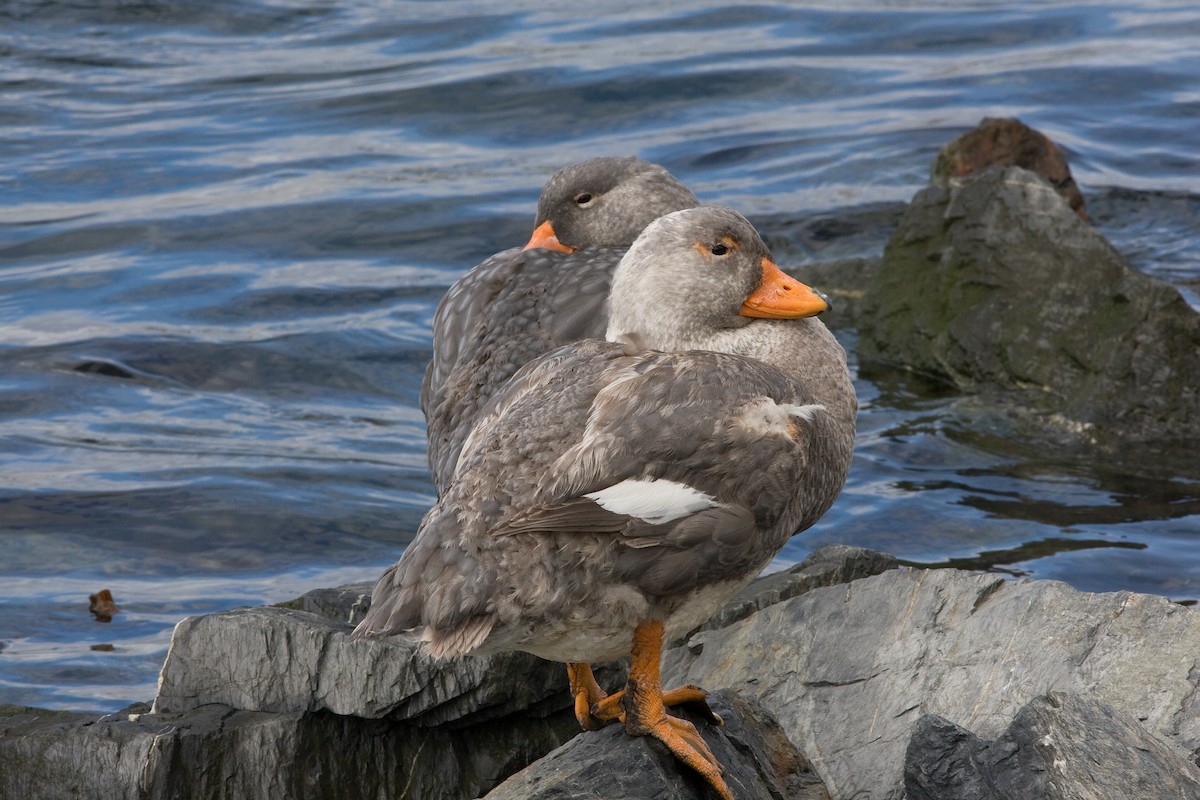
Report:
422,156,699,494
360,205,857,799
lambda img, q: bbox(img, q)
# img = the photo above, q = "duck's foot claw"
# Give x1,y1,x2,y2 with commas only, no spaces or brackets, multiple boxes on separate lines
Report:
629,713,733,800
619,620,736,799
567,662,618,731
662,684,723,727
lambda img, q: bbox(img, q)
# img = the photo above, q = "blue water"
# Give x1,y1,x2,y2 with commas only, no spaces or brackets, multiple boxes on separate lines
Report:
1,1,1198,712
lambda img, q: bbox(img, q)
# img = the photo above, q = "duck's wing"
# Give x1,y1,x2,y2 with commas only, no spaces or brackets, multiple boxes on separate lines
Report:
353,508,492,640
480,349,828,597
357,345,835,654
356,340,628,651
422,247,621,494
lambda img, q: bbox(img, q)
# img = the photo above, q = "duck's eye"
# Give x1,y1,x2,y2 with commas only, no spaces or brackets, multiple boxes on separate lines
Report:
574,192,594,207
710,243,729,256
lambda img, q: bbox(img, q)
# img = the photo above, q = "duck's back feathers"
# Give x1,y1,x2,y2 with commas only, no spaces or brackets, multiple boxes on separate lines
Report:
422,246,621,491
359,340,853,660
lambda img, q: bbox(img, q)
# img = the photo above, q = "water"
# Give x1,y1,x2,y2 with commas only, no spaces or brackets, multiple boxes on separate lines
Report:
1,0,1197,713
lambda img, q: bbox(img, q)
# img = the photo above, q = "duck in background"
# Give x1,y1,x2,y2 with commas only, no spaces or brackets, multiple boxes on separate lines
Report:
361,205,857,800
423,156,699,494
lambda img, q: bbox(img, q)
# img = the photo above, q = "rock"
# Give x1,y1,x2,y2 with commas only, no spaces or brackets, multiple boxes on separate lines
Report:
0,545,881,800
790,256,881,331
274,579,374,621
9,548,1200,800
88,588,119,622
2,690,828,800
690,544,898,638
0,702,577,800
483,690,830,800
153,598,625,726
152,545,889,722
931,117,1086,219
858,165,1200,443
663,566,1200,800
904,692,1200,800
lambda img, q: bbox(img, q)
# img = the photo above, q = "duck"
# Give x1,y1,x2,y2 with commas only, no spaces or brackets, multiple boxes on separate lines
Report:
358,205,857,800
422,156,700,494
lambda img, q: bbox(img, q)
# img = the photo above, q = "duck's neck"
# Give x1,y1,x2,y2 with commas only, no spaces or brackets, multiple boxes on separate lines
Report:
607,316,856,425
715,319,855,420
605,299,733,356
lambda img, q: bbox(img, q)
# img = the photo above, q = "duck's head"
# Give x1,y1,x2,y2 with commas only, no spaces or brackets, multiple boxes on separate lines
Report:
605,205,830,350
523,157,700,253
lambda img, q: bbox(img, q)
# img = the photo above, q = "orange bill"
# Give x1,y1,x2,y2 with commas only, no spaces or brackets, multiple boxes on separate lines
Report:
740,258,830,319
523,220,575,253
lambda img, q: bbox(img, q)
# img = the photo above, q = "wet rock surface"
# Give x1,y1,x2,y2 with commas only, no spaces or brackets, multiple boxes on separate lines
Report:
858,164,1200,444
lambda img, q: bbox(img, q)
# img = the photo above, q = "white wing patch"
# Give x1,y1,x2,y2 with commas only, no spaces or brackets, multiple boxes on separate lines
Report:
779,403,825,422
735,398,826,438
585,478,719,525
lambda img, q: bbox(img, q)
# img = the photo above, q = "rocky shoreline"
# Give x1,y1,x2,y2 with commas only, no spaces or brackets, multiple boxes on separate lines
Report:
4,545,1199,799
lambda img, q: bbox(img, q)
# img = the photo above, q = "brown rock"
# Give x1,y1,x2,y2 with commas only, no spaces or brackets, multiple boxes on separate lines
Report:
932,117,1086,220
88,589,118,623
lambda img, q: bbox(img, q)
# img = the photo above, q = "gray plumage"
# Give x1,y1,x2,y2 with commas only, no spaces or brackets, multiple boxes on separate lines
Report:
360,205,857,666
422,157,700,495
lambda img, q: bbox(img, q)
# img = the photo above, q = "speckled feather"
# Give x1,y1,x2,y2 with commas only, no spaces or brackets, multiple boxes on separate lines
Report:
364,342,850,661
359,206,857,664
422,245,620,492
422,157,699,494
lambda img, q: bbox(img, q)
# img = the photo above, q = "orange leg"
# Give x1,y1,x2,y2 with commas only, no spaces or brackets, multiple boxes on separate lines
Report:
569,663,721,730
618,619,734,800
566,662,613,731
590,683,720,726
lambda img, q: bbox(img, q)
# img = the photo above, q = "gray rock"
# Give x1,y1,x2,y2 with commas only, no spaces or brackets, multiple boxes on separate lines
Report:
11,547,1200,800
790,257,881,331
0,702,576,800
152,545,886,722
858,166,1200,443
483,690,830,800
275,579,375,621
152,599,624,726
904,692,1200,800
0,545,886,800
664,566,1200,800
690,544,898,638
